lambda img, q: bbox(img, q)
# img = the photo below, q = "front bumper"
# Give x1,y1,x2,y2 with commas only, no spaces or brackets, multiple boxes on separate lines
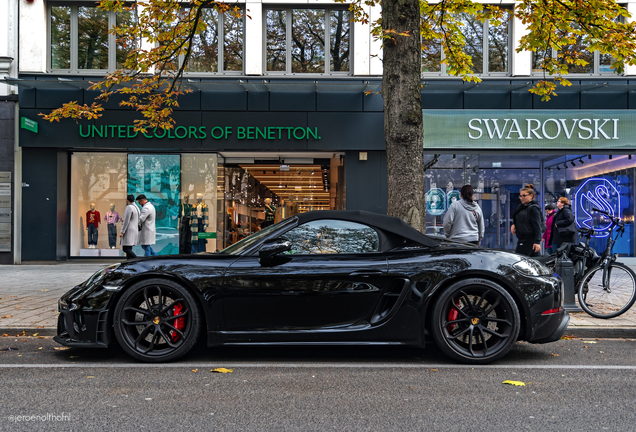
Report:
54,285,112,348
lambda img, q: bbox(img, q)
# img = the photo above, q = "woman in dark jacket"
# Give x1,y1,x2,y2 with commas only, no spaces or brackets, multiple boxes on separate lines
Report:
550,197,577,249
511,184,543,257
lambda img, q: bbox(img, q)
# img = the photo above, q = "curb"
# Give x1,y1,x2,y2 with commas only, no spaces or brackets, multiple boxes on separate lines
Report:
565,326,636,339
0,328,57,337
1,327,636,340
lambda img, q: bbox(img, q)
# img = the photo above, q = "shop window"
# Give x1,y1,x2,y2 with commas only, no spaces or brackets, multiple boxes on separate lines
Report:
265,8,351,74
422,9,510,76
49,4,136,73
281,220,379,254
183,8,244,73
70,153,218,257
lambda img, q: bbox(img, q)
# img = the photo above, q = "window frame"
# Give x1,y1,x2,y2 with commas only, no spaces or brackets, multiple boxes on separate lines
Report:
421,9,512,77
180,6,246,76
48,1,128,74
263,6,353,76
531,48,623,77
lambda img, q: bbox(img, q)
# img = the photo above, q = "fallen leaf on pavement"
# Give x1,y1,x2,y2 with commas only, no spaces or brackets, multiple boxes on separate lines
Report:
32,333,38,337
582,341,597,344
192,369,199,373
550,353,559,356
560,335,576,340
70,356,80,358
600,351,604,353
430,369,439,372
53,347,69,351
211,368,234,373
1,316,14,318
86,376,94,379
502,380,526,387
38,347,43,350
38,289,49,292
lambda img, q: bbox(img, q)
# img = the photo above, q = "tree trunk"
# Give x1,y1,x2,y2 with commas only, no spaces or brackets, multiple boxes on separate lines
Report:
382,0,424,232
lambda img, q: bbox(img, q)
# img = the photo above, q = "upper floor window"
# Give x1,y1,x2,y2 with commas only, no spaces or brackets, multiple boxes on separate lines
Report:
183,8,244,74
532,35,620,75
422,9,511,76
49,3,136,72
281,220,379,254
265,8,351,75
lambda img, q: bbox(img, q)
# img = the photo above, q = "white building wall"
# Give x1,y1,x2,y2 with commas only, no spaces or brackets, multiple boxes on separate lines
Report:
19,0,47,73
0,0,19,95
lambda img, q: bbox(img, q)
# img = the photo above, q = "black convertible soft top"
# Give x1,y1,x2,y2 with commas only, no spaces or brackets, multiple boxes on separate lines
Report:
295,210,441,248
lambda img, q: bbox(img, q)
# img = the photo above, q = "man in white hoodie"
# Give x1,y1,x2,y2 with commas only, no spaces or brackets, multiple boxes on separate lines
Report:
443,185,485,245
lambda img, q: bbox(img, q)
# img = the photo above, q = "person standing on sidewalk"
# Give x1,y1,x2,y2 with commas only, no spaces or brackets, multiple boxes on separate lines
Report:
137,194,158,257
543,204,557,255
443,185,484,245
511,184,542,257
120,195,140,259
550,197,577,250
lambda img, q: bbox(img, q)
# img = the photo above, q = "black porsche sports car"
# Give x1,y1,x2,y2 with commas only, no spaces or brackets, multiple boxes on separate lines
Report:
55,210,569,364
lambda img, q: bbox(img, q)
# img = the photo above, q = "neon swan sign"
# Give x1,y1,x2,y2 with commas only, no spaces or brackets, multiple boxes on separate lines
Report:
573,178,621,238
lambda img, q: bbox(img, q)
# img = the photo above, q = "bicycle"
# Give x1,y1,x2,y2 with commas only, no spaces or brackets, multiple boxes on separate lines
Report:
551,207,636,319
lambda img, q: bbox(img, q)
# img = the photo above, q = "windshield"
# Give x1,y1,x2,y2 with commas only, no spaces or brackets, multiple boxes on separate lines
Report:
219,217,297,255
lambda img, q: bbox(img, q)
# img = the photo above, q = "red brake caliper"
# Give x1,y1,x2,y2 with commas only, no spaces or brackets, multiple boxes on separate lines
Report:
170,302,185,342
447,299,460,332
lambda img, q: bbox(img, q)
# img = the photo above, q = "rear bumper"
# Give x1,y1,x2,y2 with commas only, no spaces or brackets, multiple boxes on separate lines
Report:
528,311,570,344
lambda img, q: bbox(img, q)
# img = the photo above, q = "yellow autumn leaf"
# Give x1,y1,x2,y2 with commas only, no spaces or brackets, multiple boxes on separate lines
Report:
502,380,526,387
192,369,198,373
582,341,597,344
53,347,69,350
211,368,234,373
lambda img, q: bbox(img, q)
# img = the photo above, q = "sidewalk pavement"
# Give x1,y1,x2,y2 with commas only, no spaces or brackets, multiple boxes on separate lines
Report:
1,263,636,338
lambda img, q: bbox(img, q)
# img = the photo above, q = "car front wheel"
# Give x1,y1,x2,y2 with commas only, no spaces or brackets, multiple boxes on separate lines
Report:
431,279,520,364
113,279,201,362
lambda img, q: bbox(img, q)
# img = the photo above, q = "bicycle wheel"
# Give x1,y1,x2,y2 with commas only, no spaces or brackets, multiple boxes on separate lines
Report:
577,262,636,319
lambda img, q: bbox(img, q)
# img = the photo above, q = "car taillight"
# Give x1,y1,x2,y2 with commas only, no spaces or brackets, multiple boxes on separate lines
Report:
541,307,562,315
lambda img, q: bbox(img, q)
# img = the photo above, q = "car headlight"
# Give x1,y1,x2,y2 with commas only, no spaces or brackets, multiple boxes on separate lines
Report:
512,259,553,277
83,263,121,286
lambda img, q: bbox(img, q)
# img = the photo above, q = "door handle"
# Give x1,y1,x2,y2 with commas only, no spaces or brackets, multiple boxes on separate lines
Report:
349,270,383,276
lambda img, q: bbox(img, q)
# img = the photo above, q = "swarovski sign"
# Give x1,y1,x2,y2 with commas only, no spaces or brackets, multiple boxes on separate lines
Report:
467,118,619,140
423,110,636,149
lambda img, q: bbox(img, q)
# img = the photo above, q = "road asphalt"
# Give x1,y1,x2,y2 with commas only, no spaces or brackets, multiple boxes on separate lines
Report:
1,262,635,338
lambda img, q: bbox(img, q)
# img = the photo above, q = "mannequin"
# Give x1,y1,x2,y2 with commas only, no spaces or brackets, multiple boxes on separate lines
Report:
179,194,193,254
86,203,101,249
190,193,209,253
262,197,276,228
104,203,122,249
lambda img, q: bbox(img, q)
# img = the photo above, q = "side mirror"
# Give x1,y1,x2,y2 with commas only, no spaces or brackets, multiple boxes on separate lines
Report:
259,239,292,259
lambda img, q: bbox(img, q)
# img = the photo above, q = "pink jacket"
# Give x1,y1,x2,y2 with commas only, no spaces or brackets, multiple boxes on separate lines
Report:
543,210,556,246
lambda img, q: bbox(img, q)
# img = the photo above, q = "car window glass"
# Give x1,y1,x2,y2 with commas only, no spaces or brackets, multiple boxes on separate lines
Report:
220,217,297,255
281,220,380,254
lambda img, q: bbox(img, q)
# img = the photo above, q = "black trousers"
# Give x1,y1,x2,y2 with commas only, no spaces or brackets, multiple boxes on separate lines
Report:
107,224,117,248
179,216,191,254
122,246,136,260
515,238,539,257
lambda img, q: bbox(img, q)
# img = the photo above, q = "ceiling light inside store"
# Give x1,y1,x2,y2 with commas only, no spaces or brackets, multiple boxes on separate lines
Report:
571,161,576,167
579,158,584,164
609,155,613,160
557,165,560,171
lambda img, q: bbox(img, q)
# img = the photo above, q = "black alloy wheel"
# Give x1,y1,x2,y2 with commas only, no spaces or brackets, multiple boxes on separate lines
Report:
431,279,520,364
113,279,201,362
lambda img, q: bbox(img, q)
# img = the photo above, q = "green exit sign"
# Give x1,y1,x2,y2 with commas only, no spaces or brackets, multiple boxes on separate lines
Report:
20,117,38,134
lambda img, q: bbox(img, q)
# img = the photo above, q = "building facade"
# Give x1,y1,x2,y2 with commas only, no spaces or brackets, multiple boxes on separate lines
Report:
3,0,636,262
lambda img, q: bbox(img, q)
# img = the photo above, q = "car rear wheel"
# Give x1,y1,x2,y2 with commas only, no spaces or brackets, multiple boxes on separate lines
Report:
113,279,201,362
431,279,520,364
